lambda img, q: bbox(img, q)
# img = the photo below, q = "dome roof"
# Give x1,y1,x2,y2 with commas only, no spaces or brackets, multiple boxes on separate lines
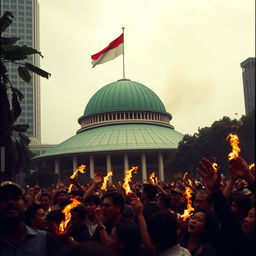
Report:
82,79,167,117
35,124,184,159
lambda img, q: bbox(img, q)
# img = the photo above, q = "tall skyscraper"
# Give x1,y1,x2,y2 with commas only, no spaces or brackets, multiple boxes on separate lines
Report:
240,57,255,115
0,0,41,143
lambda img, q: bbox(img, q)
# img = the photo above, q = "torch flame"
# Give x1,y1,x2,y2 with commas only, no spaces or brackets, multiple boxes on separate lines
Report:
212,162,218,172
180,187,194,221
227,133,241,160
182,171,188,180
68,165,86,193
122,166,138,194
101,171,113,191
59,196,81,233
249,163,255,170
149,171,158,185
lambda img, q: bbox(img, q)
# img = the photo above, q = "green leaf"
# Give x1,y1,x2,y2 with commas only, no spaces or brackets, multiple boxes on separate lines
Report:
0,11,14,34
18,66,31,83
25,62,51,79
12,87,24,101
0,37,20,46
3,45,43,61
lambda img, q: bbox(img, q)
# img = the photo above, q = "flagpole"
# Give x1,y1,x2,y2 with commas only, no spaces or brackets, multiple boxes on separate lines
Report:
122,27,125,79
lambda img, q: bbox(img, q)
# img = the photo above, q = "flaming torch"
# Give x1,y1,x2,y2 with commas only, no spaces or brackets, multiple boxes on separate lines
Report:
249,163,255,171
122,166,138,195
149,171,158,185
68,165,86,193
212,162,219,172
180,187,194,221
101,171,113,191
59,196,81,233
226,133,241,160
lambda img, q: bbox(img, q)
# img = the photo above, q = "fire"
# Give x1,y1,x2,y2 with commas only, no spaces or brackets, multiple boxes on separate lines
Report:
226,133,241,160
149,171,158,185
68,165,86,193
180,187,194,221
182,171,188,180
212,162,218,172
101,171,113,191
59,196,81,233
122,166,138,194
249,163,255,170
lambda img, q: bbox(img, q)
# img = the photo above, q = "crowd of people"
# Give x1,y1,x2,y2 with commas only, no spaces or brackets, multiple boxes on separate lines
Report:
0,156,255,256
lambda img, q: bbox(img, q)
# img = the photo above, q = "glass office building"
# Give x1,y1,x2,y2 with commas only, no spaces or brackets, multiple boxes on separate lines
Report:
1,0,41,143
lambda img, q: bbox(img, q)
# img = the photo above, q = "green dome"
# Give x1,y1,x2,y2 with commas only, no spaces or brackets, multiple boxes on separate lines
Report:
83,79,167,117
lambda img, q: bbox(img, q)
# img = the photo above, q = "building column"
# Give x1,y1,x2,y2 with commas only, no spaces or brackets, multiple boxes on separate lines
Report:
72,156,78,170
158,151,164,181
124,153,129,176
106,154,112,183
141,152,147,182
89,155,95,179
54,159,60,175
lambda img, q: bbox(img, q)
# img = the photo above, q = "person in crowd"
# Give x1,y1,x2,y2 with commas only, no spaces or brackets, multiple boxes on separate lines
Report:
157,193,180,219
46,210,65,234
0,181,59,256
180,209,220,256
52,189,70,211
193,190,213,212
196,157,256,256
242,204,255,237
69,205,91,242
39,192,52,215
84,195,101,238
110,220,144,256
24,203,47,230
147,211,191,256
169,188,185,214
230,192,252,223
141,183,162,221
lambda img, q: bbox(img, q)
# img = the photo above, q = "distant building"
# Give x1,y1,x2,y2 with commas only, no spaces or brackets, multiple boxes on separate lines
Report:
240,57,255,115
33,79,184,182
0,0,41,143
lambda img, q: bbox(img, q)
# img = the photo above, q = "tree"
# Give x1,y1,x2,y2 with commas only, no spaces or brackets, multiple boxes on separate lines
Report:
0,11,51,181
169,111,255,177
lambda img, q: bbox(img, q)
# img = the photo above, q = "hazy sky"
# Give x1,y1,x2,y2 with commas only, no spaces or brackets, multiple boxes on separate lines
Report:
39,0,255,144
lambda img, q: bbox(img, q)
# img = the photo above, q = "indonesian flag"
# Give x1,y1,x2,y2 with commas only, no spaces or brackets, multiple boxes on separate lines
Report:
91,33,124,68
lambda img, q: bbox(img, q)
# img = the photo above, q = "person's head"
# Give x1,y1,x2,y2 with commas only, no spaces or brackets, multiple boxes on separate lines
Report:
187,209,220,244
141,183,158,203
147,211,177,253
0,182,27,225
242,206,255,236
122,204,135,221
110,221,141,255
84,195,101,215
193,190,212,211
170,188,183,204
56,189,69,205
24,203,46,230
70,205,87,227
102,192,124,221
39,193,51,211
46,210,65,233
70,190,83,200
230,192,252,221
157,193,172,210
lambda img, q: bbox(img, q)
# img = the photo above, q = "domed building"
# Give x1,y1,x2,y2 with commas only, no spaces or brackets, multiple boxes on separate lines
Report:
33,79,184,182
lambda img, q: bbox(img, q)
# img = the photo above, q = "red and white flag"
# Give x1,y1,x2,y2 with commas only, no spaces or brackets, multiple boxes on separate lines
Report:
91,33,124,68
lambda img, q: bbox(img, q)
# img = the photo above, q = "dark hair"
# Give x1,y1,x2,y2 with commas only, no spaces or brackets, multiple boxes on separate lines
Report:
231,192,252,214
24,203,43,226
143,184,158,201
71,205,87,220
102,192,125,212
46,210,65,223
147,211,177,251
84,195,101,206
187,209,220,247
40,192,51,199
158,193,172,208
115,221,142,256
70,190,83,197
195,189,213,206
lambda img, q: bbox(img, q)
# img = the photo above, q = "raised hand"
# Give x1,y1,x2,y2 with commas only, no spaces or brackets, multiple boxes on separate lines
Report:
94,206,104,224
130,193,143,216
196,157,221,193
229,156,255,185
